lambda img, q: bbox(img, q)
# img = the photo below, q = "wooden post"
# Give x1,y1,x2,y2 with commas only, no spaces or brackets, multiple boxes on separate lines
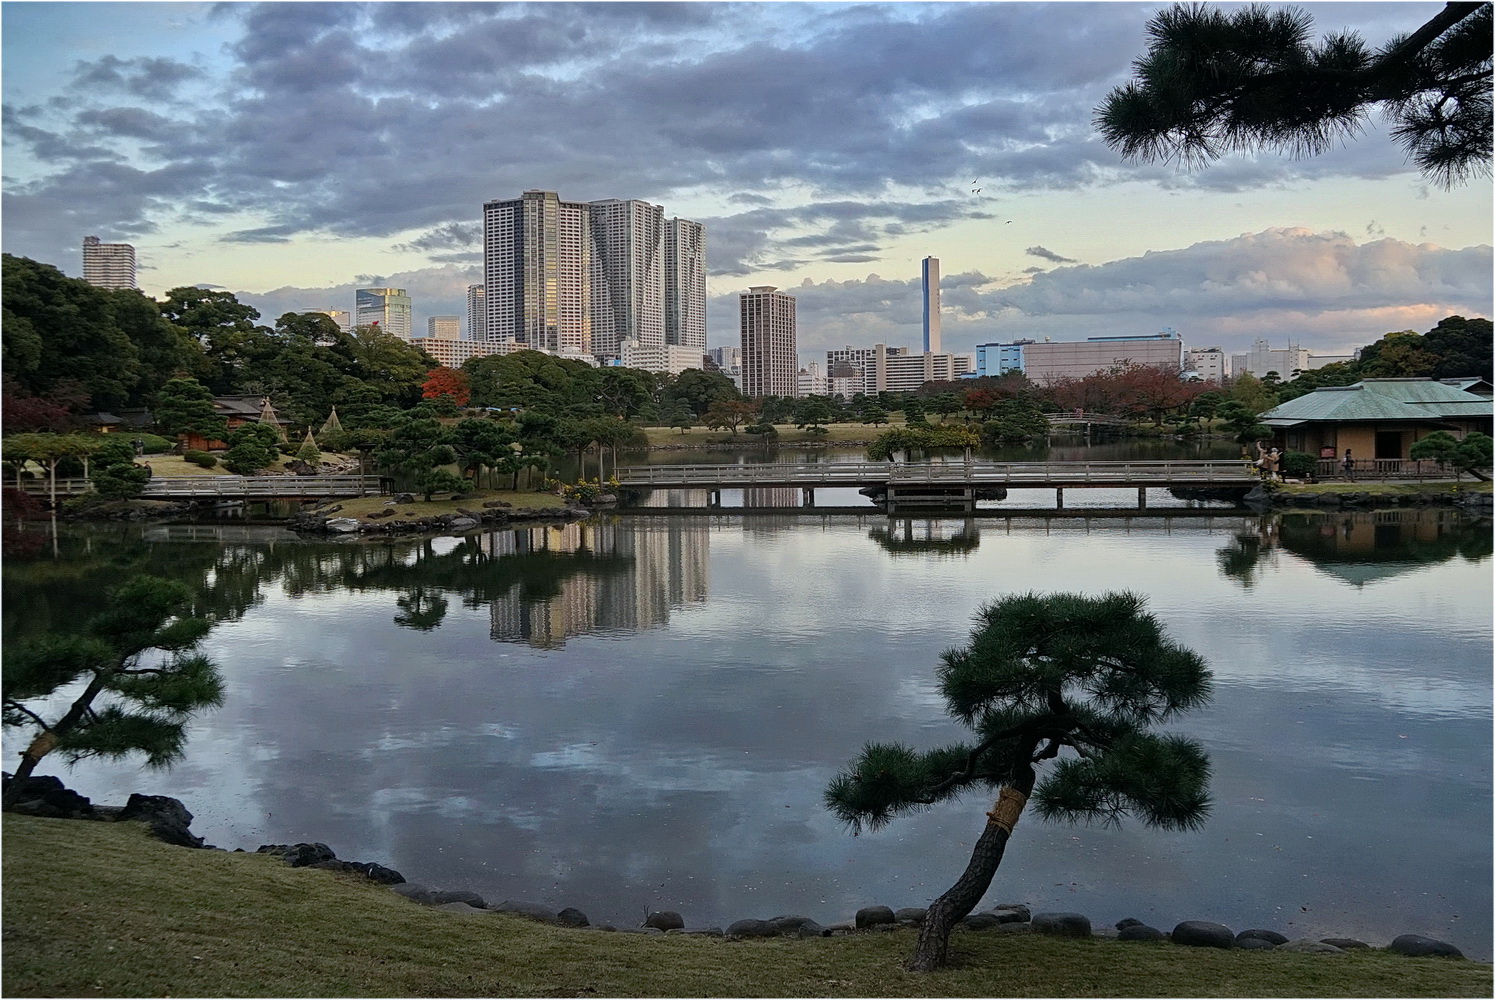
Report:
1138,487,1147,509
1055,487,1064,509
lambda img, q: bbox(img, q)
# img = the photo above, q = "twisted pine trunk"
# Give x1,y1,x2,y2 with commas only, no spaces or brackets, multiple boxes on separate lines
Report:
908,769,1035,972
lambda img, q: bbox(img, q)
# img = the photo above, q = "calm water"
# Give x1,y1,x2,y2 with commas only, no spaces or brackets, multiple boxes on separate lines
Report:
4,508,1490,956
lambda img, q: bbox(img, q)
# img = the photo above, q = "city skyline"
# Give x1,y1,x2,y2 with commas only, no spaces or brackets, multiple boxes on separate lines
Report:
3,2,1490,363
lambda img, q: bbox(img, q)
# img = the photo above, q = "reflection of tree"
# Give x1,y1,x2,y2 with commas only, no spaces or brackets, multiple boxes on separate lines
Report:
394,587,449,631
868,519,980,556
1216,511,1491,588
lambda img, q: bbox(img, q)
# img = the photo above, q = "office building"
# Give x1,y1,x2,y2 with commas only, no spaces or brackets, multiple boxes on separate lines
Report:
427,315,461,340
705,346,741,371
1022,331,1182,385
481,190,706,370
619,340,707,375
405,336,528,369
466,284,486,340
81,235,136,289
1184,347,1230,382
798,362,828,397
739,286,798,397
355,287,412,339
975,340,1034,378
922,256,941,354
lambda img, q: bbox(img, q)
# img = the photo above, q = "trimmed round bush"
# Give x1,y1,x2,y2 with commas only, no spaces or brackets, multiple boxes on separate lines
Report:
137,433,174,454
184,450,218,469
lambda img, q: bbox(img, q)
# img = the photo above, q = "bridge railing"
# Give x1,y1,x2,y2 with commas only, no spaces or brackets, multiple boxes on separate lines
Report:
15,474,385,499
616,460,1258,486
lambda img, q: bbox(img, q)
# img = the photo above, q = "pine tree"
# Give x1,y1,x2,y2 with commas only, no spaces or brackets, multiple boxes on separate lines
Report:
2,576,224,810
825,592,1213,971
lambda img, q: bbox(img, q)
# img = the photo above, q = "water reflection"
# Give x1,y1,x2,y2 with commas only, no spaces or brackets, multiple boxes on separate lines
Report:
1218,510,1493,588
869,518,981,556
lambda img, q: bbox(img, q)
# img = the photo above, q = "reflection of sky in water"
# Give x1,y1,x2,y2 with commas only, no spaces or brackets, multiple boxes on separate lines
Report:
4,512,1489,957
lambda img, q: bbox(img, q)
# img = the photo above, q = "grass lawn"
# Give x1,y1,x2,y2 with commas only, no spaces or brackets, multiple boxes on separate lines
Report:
4,815,1487,998
315,487,569,525
1276,479,1491,496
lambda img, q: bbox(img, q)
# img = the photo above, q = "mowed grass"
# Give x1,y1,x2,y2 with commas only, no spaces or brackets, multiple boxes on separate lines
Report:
5,815,1488,998
319,487,569,524
1277,479,1491,495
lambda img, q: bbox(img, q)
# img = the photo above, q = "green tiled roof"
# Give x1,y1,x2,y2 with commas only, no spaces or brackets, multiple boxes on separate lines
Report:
1260,379,1494,425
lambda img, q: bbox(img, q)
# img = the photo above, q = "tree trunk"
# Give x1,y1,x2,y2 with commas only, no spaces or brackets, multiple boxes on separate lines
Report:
908,779,1033,972
2,671,107,811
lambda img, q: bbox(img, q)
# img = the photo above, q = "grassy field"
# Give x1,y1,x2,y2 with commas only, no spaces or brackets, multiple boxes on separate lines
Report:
1276,479,1491,495
321,487,570,524
4,814,1487,998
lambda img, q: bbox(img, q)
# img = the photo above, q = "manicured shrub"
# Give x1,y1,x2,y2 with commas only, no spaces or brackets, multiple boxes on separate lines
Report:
137,434,174,455
1281,451,1316,479
184,450,218,469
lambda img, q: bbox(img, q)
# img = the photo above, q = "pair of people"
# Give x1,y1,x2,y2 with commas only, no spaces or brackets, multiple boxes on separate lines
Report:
1341,449,1355,481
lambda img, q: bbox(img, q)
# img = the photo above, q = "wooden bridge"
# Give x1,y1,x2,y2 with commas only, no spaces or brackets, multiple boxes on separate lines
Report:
1044,410,1130,428
18,474,387,501
616,460,1258,511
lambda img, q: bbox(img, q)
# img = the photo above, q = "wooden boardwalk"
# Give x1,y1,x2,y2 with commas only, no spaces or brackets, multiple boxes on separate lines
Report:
18,474,386,501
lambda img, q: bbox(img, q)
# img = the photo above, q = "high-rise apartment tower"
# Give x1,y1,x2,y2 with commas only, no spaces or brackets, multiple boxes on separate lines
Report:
922,256,941,355
82,235,137,289
466,283,486,340
739,286,798,397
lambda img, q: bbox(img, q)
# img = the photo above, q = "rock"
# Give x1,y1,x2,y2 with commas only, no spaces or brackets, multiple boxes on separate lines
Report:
325,517,362,533
645,910,684,931
1314,493,1342,507
436,902,489,915
345,861,405,885
823,921,856,935
727,919,780,939
1172,920,1235,949
855,905,896,929
483,500,512,508
961,914,1001,931
1116,917,1144,930
1388,934,1464,959
893,907,927,926
1277,939,1346,954
1237,928,1288,946
1237,937,1277,950
1319,937,1370,950
989,906,1030,924
1118,925,1166,942
390,882,436,904
2,774,95,820
430,889,485,908
392,493,415,504
490,900,555,923
367,509,395,519
768,915,828,938
447,517,479,531
257,842,336,867
1032,912,1092,938
556,907,590,928
118,794,203,848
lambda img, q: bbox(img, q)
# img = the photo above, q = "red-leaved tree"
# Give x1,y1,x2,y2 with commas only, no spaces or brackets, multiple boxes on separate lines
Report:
421,367,471,407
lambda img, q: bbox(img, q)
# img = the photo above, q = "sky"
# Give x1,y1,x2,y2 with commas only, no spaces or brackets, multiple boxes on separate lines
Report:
2,1,1491,365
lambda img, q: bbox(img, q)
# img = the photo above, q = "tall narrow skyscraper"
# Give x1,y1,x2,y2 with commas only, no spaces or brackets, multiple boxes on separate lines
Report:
922,256,941,355
484,190,593,354
589,198,665,359
355,287,412,339
466,283,486,340
81,235,137,289
739,286,798,397
665,218,707,351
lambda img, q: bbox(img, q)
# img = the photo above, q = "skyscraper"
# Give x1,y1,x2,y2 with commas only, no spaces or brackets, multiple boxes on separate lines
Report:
466,283,486,340
739,286,798,397
81,235,136,289
482,190,705,368
428,315,461,340
665,218,707,351
922,256,941,355
355,287,412,339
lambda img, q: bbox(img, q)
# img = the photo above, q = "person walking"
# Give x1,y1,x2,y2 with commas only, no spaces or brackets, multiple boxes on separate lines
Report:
1341,448,1354,482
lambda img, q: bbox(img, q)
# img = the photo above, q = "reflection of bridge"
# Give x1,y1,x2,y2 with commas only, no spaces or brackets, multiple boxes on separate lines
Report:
20,475,387,501
617,461,1256,511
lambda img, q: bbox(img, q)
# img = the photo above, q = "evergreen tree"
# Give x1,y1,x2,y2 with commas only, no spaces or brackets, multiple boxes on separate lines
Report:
153,377,227,441
3,576,224,810
826,592,1212,971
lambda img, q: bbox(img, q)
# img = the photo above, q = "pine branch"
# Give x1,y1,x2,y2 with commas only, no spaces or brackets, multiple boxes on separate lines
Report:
4,702,50,731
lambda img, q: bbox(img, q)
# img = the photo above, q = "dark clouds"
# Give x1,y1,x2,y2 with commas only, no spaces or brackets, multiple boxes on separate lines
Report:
1026,245,1077,264
4,1,1462,277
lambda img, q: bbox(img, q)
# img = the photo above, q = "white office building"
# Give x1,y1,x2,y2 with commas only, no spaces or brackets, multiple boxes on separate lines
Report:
81,236,136,289
355,287,413,339
797,362,828,397
427,315,461,340
466,284,486,340
1184,347,1230,382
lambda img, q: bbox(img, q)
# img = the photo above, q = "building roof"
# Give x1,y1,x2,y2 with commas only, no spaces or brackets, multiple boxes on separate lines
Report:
1260,378,1493,426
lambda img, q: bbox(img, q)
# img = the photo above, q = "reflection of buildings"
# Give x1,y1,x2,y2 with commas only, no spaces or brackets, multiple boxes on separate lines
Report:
484,520,708,648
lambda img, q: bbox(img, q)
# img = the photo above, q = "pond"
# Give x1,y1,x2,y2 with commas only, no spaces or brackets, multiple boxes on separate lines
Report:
3,506,1490,956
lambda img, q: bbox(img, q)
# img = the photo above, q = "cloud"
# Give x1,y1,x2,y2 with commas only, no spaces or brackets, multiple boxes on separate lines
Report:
1026,245,1078,264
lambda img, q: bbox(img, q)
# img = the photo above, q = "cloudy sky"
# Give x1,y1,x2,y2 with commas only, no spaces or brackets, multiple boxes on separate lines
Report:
3,1,1490,363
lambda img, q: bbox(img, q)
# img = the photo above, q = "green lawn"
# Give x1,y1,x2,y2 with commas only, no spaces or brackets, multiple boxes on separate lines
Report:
320,487,569,524
1276,479,1491,495
4,815,1487,998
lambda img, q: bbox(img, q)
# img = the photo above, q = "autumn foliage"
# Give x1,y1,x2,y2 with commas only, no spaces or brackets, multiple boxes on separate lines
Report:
421,367,471,407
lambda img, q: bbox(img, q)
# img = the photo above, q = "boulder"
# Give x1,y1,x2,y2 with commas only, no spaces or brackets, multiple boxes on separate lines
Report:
346,861,405,885
257,842,336,867
855,905,897,929
392,493,415,504
1171,921,1235,949
961,913,1001,931
490,900,555,923
1237,937,1277,950
1115,917,1145,930
1277,939,1346,954
1032,912,1092,938
893,907,927,926
447,517,480,531
1117,924,1166,942
390,882,436,904
2,775,95,820
726,919,780,939
325,517,362,533
556,907,590,928
119,794,203,848
1388,934,1464,959
1237,928,1288,946
768,915,829,938
645,910,684,931
429,889,485,908
1319,937,1370,950
991,903,1031,922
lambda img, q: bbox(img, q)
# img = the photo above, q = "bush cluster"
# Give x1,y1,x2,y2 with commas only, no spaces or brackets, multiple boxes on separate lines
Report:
183,450,218,469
